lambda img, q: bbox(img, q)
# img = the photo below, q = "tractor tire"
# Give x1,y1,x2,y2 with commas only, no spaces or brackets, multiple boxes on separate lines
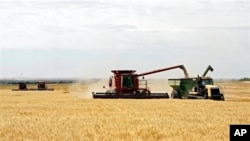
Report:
203,94,208,99
220,94,225,101
171,90,181,99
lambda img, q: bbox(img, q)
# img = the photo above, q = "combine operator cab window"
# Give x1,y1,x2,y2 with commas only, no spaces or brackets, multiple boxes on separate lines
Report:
122,76,134,88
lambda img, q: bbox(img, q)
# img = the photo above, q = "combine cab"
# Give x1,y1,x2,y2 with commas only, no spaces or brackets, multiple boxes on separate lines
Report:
19,82,28,90
92,65,189,99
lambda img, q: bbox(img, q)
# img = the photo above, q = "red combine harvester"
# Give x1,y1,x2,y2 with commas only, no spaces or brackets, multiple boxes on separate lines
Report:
29,81,54,91
92,65,189,99
12,81,54,91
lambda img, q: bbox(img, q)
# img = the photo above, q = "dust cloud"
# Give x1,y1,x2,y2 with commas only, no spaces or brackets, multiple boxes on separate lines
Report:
68,79,173,98
69,79,107,99
147,79,173,93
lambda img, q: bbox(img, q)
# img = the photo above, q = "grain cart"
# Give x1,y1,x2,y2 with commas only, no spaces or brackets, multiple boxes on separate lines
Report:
168,65,224,100
92,65,189,99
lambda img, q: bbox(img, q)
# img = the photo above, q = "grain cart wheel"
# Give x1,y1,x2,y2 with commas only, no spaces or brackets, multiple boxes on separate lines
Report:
166,93,170,98
171,90,180,99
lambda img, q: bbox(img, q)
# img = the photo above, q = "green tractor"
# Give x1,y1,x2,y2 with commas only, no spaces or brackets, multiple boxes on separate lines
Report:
168,65,224,101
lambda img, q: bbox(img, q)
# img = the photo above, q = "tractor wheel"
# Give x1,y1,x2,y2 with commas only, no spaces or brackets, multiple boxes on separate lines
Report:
171,90,180,99
220,94,225,101
203,94,208,99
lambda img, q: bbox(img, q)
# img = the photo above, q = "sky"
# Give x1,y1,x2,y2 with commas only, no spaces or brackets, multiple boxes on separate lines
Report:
0,0,249,79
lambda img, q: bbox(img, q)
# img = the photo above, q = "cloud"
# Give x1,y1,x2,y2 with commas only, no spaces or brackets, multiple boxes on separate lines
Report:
1,0,249,33
0,0,249,78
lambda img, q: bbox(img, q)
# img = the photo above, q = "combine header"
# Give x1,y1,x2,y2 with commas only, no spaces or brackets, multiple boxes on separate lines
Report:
12,81,54,91
92,65,188,99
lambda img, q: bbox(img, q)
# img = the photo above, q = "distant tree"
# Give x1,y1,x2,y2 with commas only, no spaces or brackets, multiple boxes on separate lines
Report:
239,77,250,81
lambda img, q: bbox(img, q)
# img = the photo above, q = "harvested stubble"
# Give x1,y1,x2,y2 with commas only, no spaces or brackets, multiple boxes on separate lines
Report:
0,81,250,141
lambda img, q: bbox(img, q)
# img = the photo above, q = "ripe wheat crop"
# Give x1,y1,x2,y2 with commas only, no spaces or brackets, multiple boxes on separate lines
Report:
1,81,250,141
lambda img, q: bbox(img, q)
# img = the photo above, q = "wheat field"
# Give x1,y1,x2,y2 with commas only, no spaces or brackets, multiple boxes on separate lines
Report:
1,81,250,141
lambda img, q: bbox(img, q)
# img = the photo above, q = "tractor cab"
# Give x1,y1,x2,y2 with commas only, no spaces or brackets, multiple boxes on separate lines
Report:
197,77,213,89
